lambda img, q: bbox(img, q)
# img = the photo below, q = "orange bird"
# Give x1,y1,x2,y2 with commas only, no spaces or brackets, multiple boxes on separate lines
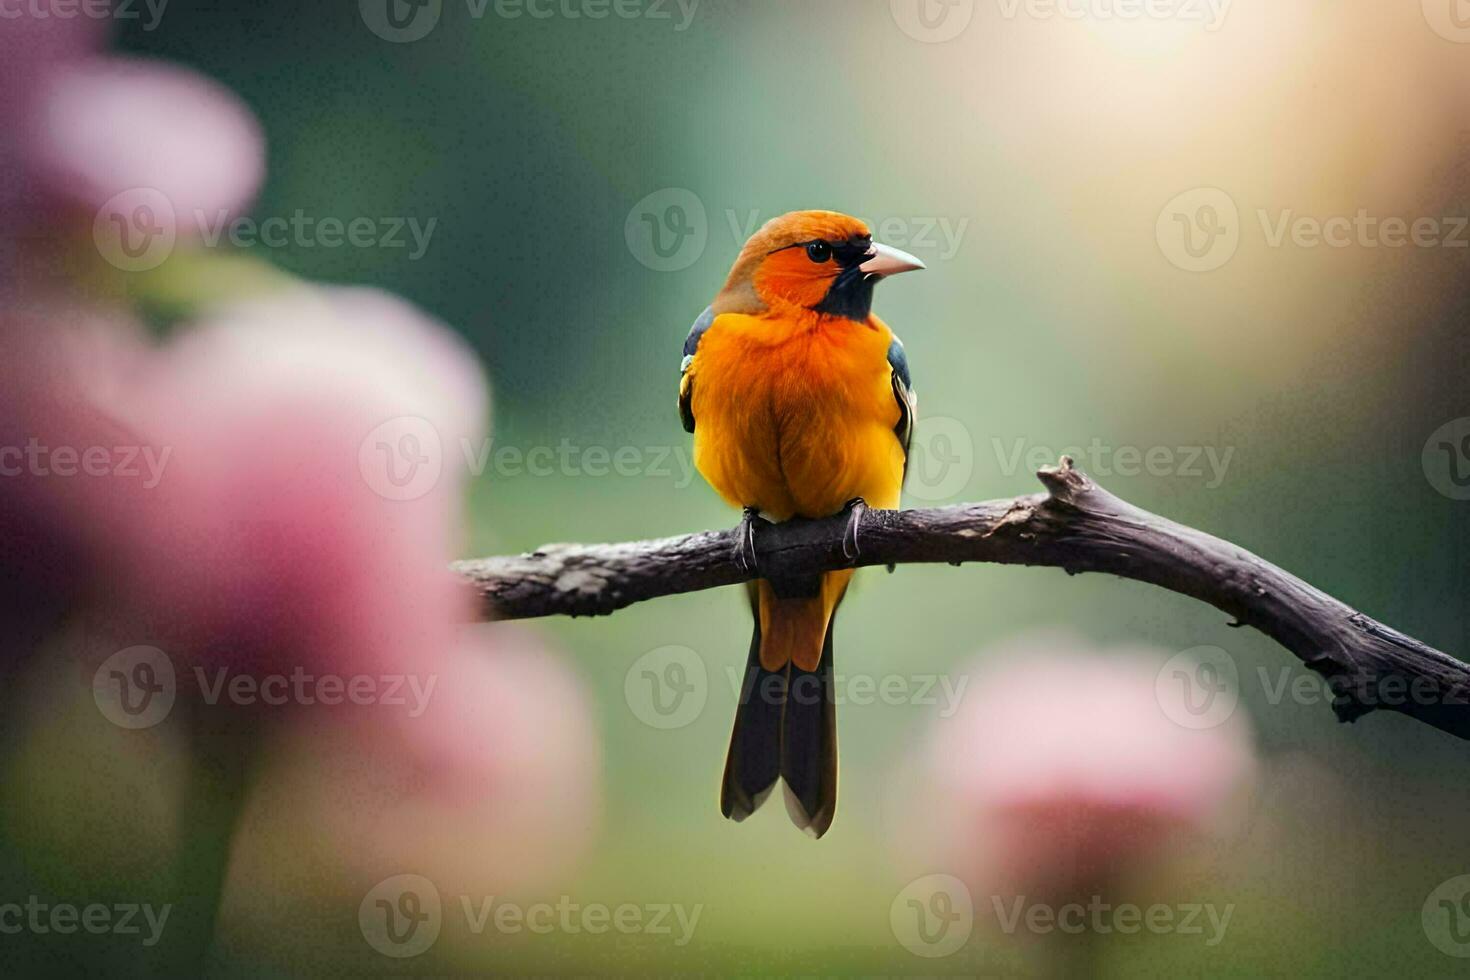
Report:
678,210,924,837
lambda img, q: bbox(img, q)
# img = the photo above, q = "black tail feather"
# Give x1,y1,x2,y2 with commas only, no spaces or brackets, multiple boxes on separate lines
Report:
720,613,783,821
780,620,837,838
720,608,839,838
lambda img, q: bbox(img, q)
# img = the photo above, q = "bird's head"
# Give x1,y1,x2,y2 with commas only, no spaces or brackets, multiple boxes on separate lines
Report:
713,210,925,321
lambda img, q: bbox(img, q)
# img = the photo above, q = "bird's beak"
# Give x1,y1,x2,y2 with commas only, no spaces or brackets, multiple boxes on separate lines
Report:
859,242,926,278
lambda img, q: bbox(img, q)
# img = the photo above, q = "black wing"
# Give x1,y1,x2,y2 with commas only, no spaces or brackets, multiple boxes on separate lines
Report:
888,336,916,478
679,306,715,434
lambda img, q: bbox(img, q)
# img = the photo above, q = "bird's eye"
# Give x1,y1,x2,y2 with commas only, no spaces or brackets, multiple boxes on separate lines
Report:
805,241,832,263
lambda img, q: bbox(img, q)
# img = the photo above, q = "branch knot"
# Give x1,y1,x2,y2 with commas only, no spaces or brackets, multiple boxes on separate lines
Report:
1036,455,1092,504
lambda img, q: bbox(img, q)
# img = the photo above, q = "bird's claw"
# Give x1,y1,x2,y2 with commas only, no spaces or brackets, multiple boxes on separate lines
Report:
841,497,867,563
735,507,762,577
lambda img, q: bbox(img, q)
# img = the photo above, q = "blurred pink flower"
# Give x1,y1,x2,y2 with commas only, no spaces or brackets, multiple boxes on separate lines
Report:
154,284,488,444
901,636,1255,902
0,24,604,960
28,55,265,238
14,283,604,928
101,284,488,680
0,9,106,238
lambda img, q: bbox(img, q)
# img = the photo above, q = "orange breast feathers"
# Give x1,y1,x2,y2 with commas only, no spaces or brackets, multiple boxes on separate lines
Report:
687,309,906,522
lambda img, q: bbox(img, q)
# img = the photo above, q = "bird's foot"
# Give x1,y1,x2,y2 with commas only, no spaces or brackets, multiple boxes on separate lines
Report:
841,497,868,563
734,507,764,577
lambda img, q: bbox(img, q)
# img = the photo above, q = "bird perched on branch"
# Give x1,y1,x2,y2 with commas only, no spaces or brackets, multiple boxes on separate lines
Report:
678,210,924,837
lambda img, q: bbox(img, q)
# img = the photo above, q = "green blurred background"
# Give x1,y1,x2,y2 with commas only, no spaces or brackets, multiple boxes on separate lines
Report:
15,0,1470,974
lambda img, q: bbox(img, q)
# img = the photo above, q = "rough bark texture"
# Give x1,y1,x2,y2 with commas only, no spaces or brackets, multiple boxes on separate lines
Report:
453,458,1470,740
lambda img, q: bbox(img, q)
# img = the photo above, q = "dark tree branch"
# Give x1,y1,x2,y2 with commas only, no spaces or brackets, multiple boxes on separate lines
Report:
453,458,1470,741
